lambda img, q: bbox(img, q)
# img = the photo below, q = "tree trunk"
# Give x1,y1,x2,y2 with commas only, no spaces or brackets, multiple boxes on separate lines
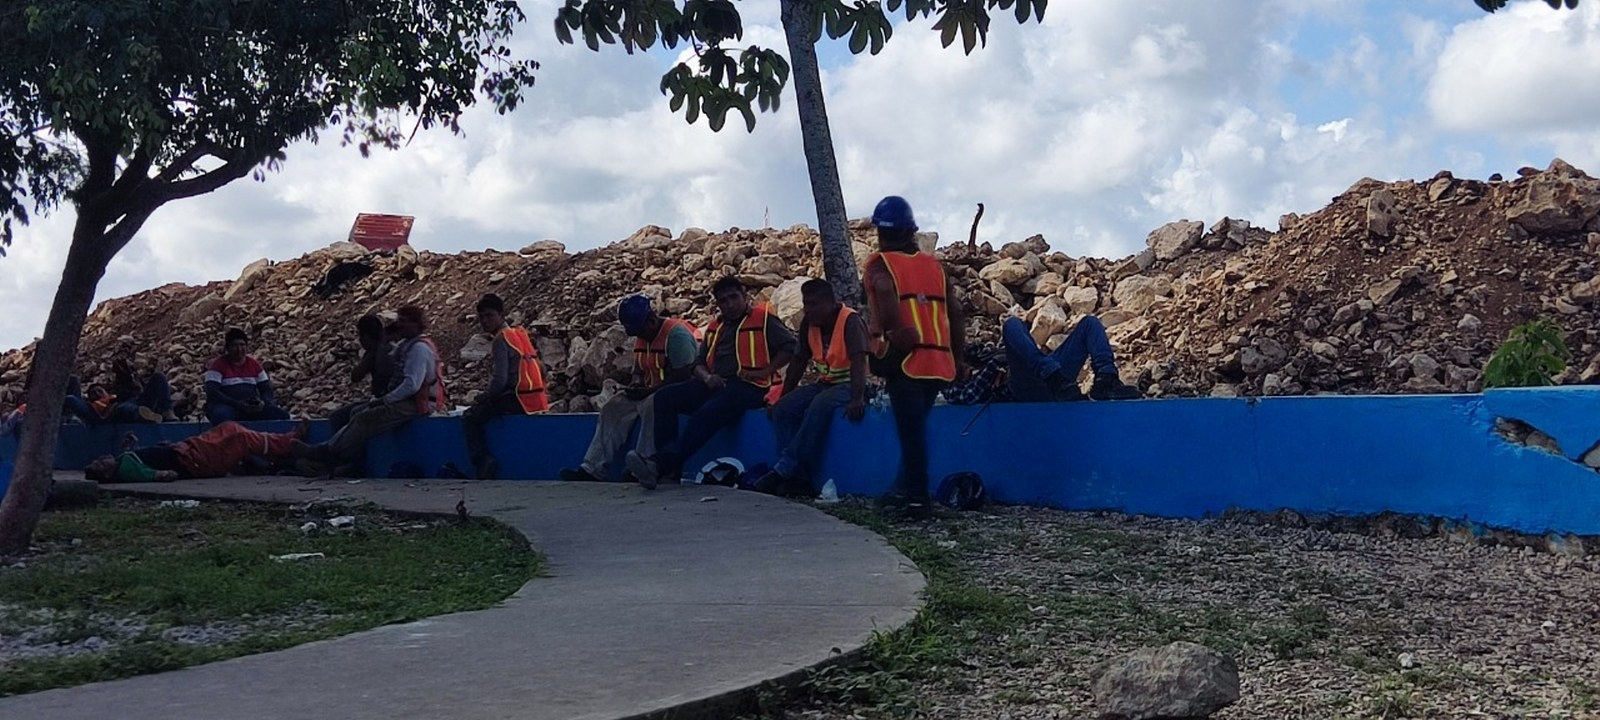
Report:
779,0,863,310
0,214,113,554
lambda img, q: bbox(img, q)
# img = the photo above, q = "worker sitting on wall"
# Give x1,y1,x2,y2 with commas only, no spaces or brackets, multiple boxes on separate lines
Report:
462,293,549,480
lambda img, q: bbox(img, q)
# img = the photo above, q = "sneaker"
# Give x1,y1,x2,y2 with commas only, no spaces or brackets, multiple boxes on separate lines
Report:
1045,370,1087,402
625,451,658,490
1089,372,1142,400
559,466,603,483
137,406,163,423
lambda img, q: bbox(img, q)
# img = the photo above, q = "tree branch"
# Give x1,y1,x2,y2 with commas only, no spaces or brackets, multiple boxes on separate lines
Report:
154,154,258,203
154,140,222,183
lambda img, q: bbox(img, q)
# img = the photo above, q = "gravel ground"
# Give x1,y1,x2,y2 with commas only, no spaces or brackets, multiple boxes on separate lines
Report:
786,503,1600,719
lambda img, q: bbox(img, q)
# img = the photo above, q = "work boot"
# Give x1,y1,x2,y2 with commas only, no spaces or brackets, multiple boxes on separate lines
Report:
137,406,163,423
559,466,603,483
1045,371,1086,402
625,450,659,490
1089,372,1142,400
753,471,812,499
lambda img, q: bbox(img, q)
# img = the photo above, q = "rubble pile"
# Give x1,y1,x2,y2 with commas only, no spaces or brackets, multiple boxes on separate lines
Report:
4,159,1600,416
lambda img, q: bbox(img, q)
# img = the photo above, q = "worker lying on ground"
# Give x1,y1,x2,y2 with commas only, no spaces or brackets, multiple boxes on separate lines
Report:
82,420,308,483
752,280,869,499
626,276,796,489
462,293,549,480
560,295,700,483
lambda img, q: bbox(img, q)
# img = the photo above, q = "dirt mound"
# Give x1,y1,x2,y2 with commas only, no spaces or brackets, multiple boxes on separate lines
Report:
4,159,1599,417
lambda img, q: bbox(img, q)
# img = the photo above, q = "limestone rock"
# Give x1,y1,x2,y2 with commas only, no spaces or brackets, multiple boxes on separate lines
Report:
519,240,566,255
979,258,1033,286
459,334,493,362
1030,299,1070,346
1113,276,1173,314
1061,286,1100,315
1367,189,1400,238
224,259,271,302
1146,220,1204,261
1509,165,1600,235
179,293,226,323
1091,641,1240,720
770,277,810,330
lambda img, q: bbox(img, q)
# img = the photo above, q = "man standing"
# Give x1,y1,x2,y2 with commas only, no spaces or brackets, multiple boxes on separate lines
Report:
299,305,445,474
626,276,796,489
752,280,869,498
203,328,290,424
862,196,964,520
560,295,699,483
462,293,549,480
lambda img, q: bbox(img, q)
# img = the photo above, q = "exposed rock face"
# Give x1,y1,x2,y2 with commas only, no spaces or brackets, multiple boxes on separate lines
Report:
1090,641,1241,720
6,160,1600,414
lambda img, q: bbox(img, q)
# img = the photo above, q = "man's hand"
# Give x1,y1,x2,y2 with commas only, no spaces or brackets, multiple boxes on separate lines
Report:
845,397,866,422
243,398,265,413
702,373,726,390
736,367,769,384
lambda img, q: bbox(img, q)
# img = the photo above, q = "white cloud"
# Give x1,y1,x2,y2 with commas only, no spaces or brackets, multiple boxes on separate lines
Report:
1428,2,1600,133
3,0,1596,352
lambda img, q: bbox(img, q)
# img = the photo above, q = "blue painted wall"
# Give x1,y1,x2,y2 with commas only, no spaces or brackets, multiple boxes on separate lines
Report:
7,388,1600,535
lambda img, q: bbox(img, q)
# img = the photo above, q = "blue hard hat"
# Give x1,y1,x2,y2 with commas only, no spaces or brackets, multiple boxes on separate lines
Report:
618,295,653,329
871,196,917,231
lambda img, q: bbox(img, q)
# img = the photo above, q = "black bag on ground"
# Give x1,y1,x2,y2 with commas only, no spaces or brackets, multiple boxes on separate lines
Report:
935,472,986,511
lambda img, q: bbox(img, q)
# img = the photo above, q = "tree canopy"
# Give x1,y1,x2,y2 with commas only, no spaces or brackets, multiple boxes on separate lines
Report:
1475,0,1579,11
0,0,538,254
554,0,1047,133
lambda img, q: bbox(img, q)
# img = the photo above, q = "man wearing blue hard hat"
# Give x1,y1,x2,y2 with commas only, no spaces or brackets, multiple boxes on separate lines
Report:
560,295,701,483
861,196,965,520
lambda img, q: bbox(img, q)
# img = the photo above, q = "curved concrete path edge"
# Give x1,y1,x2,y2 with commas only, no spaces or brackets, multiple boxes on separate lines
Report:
0,476,926,720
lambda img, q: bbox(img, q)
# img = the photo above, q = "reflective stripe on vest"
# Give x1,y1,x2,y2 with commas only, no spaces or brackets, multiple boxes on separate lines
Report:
806,305,857,385
869,251,957,381
500,327,549,414
704,305,775,388
632,317,701,388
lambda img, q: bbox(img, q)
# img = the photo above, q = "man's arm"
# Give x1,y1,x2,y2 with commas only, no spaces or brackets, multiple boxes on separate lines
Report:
485,335,512,399
202,364,236,407
865,257,913,354
945,272,967,379
381,344,428,405
756,315,797,383
661,325,699,385
781,319,812,395
351,347,376,384
257,367,277,405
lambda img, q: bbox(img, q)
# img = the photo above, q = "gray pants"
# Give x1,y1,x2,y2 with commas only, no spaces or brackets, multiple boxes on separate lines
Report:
580,394,656,476
328,401,421,464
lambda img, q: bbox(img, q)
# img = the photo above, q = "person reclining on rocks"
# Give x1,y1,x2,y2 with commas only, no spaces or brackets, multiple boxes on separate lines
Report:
298,305,446,475
204,328,291,424
560,295,699,483
752,280,869,498
942,341,1012,406
329,314,395,435
626,276,796,489
999,308,1141,402
462,293,549,480
82,420,308,483
111,357,174,421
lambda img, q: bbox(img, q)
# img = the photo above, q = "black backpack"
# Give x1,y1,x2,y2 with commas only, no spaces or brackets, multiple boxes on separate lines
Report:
935,472,987,511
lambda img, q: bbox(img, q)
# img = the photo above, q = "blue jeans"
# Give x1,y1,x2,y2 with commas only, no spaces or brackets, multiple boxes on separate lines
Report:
884,370,943,503
650,378,767,478
207,400,291,424
1002,316,1117,402
771,382,853,485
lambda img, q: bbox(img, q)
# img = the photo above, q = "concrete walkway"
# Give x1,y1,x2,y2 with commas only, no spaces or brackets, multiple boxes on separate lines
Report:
0,477,924,720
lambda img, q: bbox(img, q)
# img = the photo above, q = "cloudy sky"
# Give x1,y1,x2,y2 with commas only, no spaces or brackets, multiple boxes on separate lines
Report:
4,0,1600,351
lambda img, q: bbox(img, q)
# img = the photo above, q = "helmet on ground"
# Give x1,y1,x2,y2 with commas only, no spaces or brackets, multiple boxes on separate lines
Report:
697,457,745,486
618,295,653,331
871,196,917,231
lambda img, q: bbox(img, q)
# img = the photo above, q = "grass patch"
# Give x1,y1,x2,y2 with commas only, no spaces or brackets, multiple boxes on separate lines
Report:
0,498,543,696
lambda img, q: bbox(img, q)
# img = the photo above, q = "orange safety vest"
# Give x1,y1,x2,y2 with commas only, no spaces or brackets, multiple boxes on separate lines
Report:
500,326,549,414
632,317,702,388
404,336,449,415
703,305,775,388
867,251,957,381
807,305,858,385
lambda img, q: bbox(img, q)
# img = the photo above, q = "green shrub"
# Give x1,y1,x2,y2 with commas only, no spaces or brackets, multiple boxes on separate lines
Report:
1483,319,1571,388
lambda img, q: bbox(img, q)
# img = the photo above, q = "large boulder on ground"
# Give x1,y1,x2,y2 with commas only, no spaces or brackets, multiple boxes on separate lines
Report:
1090,641,1241,720
1146,220,1204,261
1112,275,1172,314
1508,160,1600,235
